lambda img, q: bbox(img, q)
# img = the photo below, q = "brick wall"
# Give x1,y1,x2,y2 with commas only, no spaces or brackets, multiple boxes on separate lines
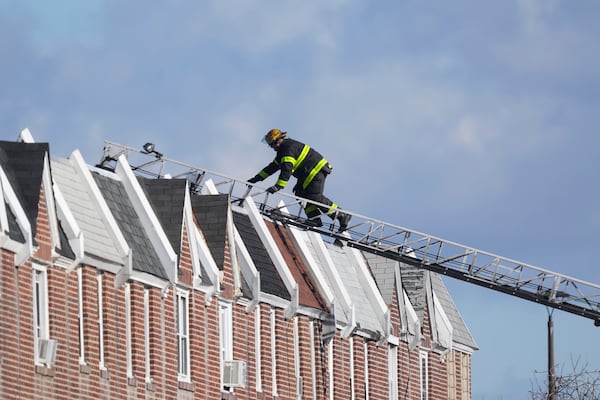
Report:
0,173,474,400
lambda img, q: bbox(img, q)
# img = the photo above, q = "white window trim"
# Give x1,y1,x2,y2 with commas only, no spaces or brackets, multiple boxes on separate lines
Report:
309,320,317,400
294,317,302,399
177,289,191,382
32,264,50,366
328,339,334,400
77,268,86,365
389,344,398,400
350,337,355,400
270,308,278,397
97,272,106,371
419,350,429,400
364,342,370,400
125,283,133,378
255,306,262,392
144,288,151,383
220,300,233,390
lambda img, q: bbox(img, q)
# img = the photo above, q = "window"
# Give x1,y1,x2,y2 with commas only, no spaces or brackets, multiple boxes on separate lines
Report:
389,344,398,400
293,317,302,398
460,353,470,400
419,350,429,400
309,320,317,400
447,351,457,400
77,268,86,365
364,343,370,400
255,306,262,392
177,289,190,381
144,288,151,383
328,339,334,400
219,301,233,388
125,283,132,379
33,265,49,365
349,338,355,400
270,308,278,397
97,272,106,370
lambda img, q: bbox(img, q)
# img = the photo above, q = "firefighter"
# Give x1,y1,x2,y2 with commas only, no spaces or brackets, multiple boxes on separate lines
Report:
247,128,352,232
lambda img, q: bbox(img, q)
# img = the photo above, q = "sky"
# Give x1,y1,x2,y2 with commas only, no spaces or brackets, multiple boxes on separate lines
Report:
2,0,600,398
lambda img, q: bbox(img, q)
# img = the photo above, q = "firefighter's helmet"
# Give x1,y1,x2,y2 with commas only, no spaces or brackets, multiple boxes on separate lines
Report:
263,128,287,146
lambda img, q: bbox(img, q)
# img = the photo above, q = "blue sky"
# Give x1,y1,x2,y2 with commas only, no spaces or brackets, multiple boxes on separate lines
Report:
2,1,600,398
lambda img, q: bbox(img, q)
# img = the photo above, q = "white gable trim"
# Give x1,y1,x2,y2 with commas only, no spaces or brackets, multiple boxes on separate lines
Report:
41,152,61,259
52,181,84,271
279,201,336,308
307,231,356,337
243,197,299,319
70,150,130,277
183,187,220,300
201,179,259,311
348,246,390,343
115,155,178,283
426,272,453,354
0,165,33,265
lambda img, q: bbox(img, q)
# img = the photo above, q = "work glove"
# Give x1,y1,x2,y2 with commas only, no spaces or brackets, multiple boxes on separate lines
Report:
267,185,282,194
247,176,261,184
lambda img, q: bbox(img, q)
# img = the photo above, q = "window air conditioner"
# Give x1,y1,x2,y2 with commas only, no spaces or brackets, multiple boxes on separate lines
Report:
38,338,58,366
222,360,247,388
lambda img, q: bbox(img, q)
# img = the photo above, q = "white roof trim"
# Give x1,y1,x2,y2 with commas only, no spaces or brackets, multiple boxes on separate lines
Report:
347,245,390,342
201,179,256,308
0,165,33,265
243,196,299,319
279,201,336,308
115,154,178,283
52,181,84,271
17,128,35,143
307,231,356,336
70,150,131,272
183,187,220,299
426,272,453,353
42,152,61,258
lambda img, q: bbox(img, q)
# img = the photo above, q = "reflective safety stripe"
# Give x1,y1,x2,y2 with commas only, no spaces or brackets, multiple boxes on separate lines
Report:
327,203,339,216
294,145,310,172
280,145,311,173
259,170,269,179
302,158,328,189
305,204,319,214
276,179,288,187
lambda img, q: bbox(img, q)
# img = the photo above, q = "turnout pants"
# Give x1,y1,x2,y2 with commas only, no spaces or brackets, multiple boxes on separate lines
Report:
293,171,338,222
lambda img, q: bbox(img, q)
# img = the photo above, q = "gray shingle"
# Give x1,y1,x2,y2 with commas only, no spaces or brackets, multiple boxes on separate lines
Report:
137,178,186,255
430,272,478,350
326,243,384,335
233,211,290,301
52,157,125,265
92,171,168,280
191,194,228,270
0,141,47,240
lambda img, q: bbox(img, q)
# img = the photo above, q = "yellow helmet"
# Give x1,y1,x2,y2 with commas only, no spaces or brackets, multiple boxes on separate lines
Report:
263,128,287,145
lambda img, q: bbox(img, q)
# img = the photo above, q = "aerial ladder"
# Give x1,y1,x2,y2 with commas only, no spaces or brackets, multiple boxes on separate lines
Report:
98,141,600,326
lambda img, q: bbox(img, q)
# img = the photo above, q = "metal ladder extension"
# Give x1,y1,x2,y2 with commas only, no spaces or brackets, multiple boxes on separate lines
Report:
98,140,600,325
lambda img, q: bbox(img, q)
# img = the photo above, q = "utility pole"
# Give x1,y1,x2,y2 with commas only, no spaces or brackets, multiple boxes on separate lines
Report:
548,310,556,400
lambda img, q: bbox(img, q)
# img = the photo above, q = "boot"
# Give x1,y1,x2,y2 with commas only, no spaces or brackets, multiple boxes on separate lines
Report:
337,212,351,232
305,216,324,228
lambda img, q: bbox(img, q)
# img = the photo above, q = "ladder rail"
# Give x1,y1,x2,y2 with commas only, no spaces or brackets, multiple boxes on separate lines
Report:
98,140,600,325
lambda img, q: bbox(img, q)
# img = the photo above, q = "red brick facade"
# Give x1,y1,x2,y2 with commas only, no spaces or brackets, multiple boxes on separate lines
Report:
0,154,473,399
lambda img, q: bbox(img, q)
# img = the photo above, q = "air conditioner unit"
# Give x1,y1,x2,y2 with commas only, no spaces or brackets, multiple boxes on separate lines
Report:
222,360,247,388
38,338,58,366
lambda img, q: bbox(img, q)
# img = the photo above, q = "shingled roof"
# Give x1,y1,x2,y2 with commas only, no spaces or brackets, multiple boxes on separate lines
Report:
52,156,126,269
191,194,229,270
233,210,290,301
0,141,48,241
92,170,168,280
137,178,186,256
